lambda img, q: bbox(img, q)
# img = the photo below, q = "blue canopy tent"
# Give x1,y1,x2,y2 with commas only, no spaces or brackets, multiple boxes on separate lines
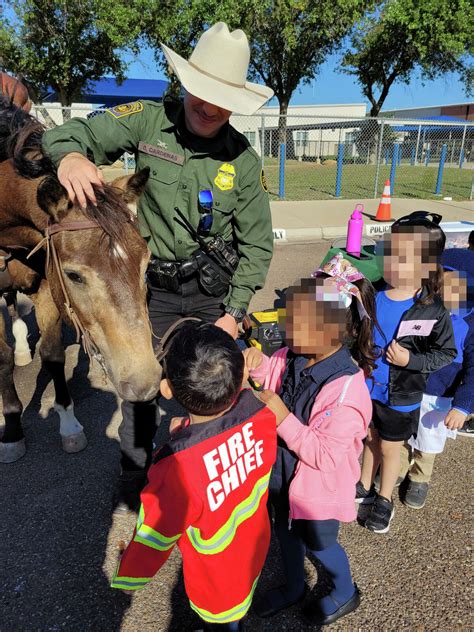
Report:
392,115,466,133
43,77,168,107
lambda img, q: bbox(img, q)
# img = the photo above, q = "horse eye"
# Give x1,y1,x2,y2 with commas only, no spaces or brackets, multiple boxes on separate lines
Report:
65,271,84,284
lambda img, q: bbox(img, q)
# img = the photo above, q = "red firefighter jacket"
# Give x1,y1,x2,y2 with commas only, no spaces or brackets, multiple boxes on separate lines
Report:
111,389,276,624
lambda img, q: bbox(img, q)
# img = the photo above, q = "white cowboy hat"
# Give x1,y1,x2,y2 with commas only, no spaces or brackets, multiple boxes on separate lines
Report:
161,22,274,116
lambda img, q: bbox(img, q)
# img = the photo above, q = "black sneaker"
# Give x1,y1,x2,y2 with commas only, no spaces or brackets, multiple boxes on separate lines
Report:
355,481,376,505
403,480,429,509
303,584,361,626
365,494,394,534
458,417,474,438
113,470,147,516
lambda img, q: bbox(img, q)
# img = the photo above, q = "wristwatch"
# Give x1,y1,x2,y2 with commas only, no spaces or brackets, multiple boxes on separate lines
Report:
224,305,247,323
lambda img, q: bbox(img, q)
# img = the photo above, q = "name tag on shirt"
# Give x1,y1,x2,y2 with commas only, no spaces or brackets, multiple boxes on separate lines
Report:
397,320,437,338
138,141,184,165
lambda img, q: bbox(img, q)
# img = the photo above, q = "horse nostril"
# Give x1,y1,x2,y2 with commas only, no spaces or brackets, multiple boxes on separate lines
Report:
118,381,139,402
118,381,159,402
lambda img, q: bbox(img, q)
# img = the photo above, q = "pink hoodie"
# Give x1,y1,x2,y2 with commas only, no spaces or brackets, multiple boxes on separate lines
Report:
250,347,372,522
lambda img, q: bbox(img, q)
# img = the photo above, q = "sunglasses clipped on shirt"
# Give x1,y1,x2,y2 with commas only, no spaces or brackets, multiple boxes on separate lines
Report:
198,189,214,237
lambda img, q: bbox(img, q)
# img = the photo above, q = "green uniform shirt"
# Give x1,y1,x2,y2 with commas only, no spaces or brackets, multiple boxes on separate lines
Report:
42,98,273,311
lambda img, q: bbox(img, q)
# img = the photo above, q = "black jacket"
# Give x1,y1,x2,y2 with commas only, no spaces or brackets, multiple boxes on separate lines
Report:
388,290,456,406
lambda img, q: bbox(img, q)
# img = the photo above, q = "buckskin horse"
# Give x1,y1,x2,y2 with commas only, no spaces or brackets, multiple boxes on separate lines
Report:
0,100,161,463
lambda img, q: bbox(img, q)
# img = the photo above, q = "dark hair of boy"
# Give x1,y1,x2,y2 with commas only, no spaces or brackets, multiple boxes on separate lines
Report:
469,230,474,251
390,211,446,305
164,322,244,416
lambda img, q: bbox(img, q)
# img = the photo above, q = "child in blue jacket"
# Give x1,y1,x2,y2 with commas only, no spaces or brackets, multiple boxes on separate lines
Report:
400,248,474,508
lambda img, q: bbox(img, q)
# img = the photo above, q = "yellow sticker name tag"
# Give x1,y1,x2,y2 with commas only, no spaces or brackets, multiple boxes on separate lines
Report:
107,101,144,118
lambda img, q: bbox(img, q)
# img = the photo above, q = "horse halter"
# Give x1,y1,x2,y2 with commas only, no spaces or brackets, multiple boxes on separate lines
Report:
27,219,108,374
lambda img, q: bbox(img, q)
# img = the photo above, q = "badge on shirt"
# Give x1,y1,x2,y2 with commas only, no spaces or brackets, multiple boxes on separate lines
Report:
260,169,268,192
107,101,144,119
214,163,235,191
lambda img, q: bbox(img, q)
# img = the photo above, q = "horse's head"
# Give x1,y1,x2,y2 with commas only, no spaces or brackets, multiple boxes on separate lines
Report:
36,168,162,402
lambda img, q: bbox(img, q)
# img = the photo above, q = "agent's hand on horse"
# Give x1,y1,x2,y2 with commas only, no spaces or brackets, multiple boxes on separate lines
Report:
57,152,105,209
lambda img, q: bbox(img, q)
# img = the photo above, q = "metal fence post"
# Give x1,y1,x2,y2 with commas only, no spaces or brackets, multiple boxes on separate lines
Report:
435,143,448,195
414,125,421,165
390,143,399,195
261,115,265,168
373,119,384,199
459,124,467,169
425,147,431,166
279,143,286,199
335,143,344,198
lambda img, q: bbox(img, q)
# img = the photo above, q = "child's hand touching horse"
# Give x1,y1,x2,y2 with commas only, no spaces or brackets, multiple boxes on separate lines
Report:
243,347,264,370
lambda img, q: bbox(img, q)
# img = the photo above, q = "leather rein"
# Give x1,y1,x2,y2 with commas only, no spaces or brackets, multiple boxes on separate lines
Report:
27,219,109,373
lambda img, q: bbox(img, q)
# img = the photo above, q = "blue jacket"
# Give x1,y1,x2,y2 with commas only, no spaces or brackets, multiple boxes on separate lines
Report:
425,310,474,415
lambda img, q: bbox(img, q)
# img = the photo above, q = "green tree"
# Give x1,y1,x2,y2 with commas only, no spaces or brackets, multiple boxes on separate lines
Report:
0,0,143,122
341,0,474,118
141,0,374,148
239,0,375,147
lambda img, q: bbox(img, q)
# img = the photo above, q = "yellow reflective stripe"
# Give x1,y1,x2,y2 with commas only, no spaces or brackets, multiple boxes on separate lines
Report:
187,471,270,555
111,575,151,590
133,503,181,551
189,576,259,623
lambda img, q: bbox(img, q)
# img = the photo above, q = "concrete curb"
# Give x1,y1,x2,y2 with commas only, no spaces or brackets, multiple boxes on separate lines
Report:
273,222,394,243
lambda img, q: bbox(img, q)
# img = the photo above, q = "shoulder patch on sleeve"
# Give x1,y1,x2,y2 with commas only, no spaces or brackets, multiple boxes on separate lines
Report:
260,168,269,192
107,101,144,119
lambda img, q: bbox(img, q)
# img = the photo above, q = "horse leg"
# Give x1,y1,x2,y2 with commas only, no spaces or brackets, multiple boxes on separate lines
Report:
5,290,32,366
32,280,87,453
0,312,26,462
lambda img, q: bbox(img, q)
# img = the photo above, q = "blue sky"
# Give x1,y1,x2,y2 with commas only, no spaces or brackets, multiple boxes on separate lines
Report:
124,48,470,112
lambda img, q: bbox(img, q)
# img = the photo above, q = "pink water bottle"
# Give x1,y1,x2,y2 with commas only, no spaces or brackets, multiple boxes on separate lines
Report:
346,204,364,258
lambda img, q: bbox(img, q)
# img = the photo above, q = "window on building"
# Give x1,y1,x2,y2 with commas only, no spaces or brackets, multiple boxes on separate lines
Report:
243,131,256,146
295,130,309,147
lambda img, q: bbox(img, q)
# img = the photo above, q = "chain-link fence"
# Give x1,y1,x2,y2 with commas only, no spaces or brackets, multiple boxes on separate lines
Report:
32,104,474,201
231,113,474,201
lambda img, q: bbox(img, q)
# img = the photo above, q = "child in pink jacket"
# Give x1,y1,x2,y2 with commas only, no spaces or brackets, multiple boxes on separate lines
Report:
245,254,376,626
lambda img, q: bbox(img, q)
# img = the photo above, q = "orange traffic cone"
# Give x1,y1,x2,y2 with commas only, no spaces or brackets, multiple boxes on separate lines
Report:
375,180,393,221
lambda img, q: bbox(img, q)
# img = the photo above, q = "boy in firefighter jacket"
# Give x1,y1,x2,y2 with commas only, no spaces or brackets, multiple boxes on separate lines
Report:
111,322,277,630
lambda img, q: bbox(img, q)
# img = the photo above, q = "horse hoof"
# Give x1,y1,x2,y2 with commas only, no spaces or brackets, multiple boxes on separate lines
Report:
61,431,88,453
14,350,33,366
0,439,26,463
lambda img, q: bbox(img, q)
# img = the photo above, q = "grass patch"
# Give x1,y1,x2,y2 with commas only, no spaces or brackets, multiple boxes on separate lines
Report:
262,160,474,201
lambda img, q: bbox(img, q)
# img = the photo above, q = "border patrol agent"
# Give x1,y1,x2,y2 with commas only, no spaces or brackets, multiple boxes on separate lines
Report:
42,22,274,513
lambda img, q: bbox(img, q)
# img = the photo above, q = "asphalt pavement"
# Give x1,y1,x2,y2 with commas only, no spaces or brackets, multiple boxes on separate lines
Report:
1,242,472,631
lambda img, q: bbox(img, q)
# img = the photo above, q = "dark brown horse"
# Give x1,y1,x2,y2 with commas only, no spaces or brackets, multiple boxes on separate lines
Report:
0,101,161,463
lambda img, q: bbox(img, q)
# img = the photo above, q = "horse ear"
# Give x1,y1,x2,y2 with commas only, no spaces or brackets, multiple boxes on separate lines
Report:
37,176,69,220
110,167,150,203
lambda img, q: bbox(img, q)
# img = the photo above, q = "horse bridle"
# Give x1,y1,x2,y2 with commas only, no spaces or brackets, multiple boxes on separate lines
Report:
27,219,109,373
27,220,202,379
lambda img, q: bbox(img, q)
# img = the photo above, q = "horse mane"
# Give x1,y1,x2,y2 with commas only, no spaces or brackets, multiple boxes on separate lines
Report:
1,99,141,261
0,97,53,175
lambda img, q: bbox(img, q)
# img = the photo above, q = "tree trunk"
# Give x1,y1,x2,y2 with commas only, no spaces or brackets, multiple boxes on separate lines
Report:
278,98,288,156
59,89,72,122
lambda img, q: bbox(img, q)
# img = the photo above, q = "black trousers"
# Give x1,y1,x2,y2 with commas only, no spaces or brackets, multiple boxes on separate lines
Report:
118,276,225,472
